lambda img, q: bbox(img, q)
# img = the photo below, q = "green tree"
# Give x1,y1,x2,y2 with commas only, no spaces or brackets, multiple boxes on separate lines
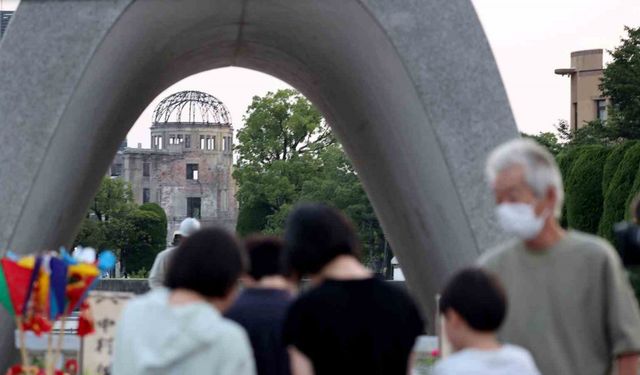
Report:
601,26,640,139
139,202,168,243
74,177,136,250
235,89,334,233
522,132,562,156
236,89,333,166
234,89,388,269
74,179,168,276
121,207,166,275
88,177,135,221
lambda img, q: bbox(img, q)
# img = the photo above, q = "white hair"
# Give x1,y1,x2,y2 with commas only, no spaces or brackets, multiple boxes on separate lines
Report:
486,138,564,218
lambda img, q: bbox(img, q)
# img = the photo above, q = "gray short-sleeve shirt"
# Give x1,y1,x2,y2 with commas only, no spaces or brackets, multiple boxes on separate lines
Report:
479,231,640,375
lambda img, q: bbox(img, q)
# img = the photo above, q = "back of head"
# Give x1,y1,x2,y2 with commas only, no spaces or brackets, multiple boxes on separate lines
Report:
244,235,285,281
165,227,246,298
284,203,360,277
178,217,201,238
439,268,507,332
486,138,564,217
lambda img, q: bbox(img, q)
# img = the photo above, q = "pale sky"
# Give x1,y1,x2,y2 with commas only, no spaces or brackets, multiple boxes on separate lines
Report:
3,0,640,145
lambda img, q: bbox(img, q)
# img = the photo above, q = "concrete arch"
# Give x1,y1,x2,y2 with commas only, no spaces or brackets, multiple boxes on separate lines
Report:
0,0,516,363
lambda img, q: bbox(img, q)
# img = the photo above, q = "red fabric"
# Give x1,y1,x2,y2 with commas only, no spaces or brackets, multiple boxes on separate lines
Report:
65,274,96,313
65,359,79,375
4,365,63,375
22,314,52,336
1,259,33,316
76,301,94,337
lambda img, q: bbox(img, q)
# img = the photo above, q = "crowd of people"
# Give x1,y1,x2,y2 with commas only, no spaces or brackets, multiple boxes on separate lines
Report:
112,138,640,375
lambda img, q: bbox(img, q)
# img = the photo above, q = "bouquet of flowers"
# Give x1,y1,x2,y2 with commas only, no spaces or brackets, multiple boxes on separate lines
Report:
0,247,115,375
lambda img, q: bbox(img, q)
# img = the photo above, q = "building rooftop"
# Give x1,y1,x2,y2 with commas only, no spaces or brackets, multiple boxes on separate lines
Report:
152,90,232,127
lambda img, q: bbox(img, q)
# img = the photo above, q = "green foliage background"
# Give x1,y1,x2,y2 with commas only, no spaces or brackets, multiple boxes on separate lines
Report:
564,146,610,233
73,178,167,276
556,147,582,228
598,143,640,242
234,89,388,271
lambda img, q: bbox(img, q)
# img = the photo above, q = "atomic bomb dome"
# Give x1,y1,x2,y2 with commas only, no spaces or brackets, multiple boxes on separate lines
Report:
111,90,237,242
152,90,232,126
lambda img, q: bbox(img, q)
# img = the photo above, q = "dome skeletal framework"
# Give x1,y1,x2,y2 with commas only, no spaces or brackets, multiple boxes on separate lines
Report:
152,90,232,125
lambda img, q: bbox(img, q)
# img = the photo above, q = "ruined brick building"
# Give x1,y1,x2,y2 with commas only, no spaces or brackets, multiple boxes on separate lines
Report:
111,90,238,242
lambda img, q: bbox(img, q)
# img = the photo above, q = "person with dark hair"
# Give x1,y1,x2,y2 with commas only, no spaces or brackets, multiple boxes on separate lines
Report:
113,227,256,375
226,235,294,375
282,203,424,375
433,268,540,375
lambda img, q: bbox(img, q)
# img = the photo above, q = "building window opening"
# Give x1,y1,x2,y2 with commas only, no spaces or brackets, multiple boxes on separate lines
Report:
169,136,176,145
177,134,183,144
143,162,150,177
596,99,607,121
200,135,205,149
153,135,163,149
111,163,123,176
187,197,201,219
207,137,214,150
143,188,150,203
221,189,228,211
223,136,232,152
185,135,191,148
186,163,199,180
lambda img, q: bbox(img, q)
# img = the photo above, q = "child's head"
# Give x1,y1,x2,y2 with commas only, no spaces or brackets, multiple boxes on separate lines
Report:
439,268,507,350
284,203,361,278
166,227,247,311
243,235,286,282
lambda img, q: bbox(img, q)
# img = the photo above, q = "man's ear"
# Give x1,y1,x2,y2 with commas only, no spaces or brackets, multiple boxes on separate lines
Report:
547,186,557,205
543,186,558,214
444,309,462,327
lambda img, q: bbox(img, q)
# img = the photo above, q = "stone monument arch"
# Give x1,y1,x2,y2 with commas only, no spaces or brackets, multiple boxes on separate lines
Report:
0,0,517,364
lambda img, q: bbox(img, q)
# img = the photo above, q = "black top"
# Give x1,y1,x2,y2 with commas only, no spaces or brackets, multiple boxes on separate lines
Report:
283,278,424,375
226,288,293,375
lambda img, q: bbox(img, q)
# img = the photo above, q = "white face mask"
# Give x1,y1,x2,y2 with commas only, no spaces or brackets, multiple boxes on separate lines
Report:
495,202,547,240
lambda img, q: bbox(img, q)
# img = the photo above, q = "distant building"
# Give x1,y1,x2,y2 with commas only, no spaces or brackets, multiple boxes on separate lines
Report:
0,10,13,38
111,91,238,242
555,49,608,132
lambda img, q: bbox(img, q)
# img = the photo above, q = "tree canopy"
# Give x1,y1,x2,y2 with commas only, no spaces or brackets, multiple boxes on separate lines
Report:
601,27,640,139
236,89,334,166
234,89,388,271
74,178,167,276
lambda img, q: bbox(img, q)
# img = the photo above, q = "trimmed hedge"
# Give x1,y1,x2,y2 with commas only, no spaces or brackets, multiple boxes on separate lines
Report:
564,145,610,233
602,141,636,194
598,142,640,242
624,160,640,220
557,147,583,228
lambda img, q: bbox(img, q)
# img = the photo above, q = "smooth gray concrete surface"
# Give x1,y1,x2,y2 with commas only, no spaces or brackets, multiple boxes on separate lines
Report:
0,0,517,367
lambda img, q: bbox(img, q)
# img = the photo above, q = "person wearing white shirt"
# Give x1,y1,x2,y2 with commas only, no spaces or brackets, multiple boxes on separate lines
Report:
433,268,540,375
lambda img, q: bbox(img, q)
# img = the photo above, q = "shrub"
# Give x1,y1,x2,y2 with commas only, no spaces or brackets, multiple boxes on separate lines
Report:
564,145,610,233
556,147,583,228
602,141,636,194
599,142,640,242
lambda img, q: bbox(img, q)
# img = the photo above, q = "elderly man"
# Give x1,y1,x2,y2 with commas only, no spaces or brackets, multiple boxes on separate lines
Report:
479,138,640,375
148,217,201,288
